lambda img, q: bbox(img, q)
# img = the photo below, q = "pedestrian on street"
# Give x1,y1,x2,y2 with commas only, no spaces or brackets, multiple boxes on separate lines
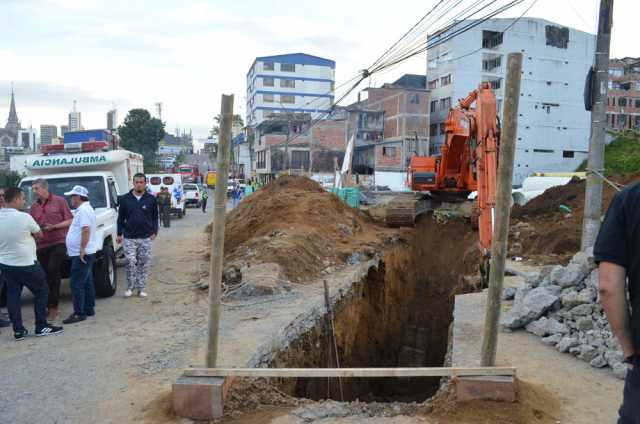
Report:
0,187,12,330
595,183,640,423
157,186,172,228
117,173,158,298
201,188,208,213
62,186,98,324
0,187,63,340
29,178,73,320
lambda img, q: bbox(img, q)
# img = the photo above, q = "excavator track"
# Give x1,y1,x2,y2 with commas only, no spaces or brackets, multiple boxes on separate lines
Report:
385,194,432,227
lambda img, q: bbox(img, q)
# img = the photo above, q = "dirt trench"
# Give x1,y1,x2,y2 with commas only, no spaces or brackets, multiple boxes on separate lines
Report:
266,215,478,403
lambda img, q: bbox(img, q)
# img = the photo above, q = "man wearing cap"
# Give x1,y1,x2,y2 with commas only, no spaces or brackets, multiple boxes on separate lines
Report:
117,173,158,298
62,186,98,324
29,178,73,320
0,187,63,340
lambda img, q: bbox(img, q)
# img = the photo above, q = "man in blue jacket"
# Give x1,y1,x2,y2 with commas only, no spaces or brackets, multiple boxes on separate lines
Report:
117,173,158,299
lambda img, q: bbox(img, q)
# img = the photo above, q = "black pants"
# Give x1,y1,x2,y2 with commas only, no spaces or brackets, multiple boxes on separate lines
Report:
619,366,640,423
201,198,208,212
159,206,171,228
0,262,48,332
36,243,67,308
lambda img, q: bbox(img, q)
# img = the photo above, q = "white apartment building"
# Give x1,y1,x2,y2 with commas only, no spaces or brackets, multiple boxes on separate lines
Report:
427,18,595,186
246,53,335,127
68,100,82,131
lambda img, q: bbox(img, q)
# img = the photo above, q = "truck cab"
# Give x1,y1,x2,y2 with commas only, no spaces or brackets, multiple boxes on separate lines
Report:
12,142,144,298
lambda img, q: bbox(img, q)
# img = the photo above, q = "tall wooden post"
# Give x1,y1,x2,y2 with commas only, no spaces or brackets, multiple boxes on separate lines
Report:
581,0,614,251
206,94,234,368
480,53,522,367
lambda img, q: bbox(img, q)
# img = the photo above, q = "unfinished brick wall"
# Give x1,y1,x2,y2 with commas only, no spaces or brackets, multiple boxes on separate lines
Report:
375,142,404,170
312,121,347,150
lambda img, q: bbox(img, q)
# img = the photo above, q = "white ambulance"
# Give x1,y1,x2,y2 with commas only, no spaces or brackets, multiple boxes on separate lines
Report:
146,173,186,218
11,142,143,298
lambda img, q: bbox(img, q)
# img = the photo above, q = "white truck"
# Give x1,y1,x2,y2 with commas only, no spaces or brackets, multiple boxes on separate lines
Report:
11,146,144,298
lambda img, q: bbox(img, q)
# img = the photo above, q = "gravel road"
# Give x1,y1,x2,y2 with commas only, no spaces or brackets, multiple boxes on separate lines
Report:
0,204,212,424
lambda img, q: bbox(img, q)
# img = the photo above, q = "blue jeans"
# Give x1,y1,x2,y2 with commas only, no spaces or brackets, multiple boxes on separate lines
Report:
69,255,96,317
0,262,48,332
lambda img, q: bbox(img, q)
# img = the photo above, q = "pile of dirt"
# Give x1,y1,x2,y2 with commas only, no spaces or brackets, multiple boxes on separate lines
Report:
218,176,394,286
510,174,640,263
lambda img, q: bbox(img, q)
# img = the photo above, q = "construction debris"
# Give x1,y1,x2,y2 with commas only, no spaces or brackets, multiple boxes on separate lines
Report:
502,250,627,379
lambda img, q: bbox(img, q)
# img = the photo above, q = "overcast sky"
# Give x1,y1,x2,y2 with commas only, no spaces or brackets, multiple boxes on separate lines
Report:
0,0,636,139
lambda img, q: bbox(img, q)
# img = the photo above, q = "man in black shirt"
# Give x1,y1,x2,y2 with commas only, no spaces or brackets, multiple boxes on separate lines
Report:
594,183,640,424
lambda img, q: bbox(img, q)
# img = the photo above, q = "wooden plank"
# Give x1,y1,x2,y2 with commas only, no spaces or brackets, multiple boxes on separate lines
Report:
183,367,516,378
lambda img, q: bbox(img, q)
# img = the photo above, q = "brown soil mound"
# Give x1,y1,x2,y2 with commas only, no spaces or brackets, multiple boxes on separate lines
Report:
511,173,640,262
222,176,393,283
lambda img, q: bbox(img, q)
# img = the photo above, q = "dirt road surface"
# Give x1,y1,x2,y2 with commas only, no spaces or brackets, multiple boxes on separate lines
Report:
0,205,212,424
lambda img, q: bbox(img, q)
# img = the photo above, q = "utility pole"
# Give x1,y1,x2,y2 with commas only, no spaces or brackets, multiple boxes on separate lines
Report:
581,0,614,251
480,52,522,367
205,94,234,368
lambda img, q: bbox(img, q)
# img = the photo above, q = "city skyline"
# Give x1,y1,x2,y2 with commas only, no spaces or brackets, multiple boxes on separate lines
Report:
0,0,637,138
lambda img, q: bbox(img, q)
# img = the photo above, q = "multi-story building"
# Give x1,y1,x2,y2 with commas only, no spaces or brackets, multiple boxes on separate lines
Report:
246,53,335,127
60,125,69,136
352,74,430,176
17,128,37,151
107,109,118,131
607,57,640,130
68,101,82,131
40,124,58,145
427,18,595,185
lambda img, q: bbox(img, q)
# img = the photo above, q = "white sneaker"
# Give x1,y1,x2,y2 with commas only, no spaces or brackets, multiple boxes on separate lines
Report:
138,290,148,298
124,289,133,298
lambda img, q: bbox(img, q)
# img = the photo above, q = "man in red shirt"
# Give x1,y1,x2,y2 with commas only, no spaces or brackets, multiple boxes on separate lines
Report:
29,179,72,319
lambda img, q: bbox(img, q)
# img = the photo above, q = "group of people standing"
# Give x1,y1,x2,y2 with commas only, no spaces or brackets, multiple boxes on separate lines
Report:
0,173,159,341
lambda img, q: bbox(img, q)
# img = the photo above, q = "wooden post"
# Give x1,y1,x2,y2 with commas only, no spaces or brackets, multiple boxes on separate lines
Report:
480,53,522,367
206,94,234,368
581,0,614,251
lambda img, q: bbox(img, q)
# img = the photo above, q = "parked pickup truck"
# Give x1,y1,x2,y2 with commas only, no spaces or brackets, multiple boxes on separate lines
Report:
11,143,144,298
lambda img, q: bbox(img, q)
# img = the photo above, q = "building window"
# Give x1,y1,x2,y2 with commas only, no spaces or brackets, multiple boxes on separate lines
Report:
439,123,446,135
280,79,295,88
263,77,274,87
635,99,640,108
410,93,420,104
482,55,502,71
430,100,438,113
280,63,295,72
429,124,438,137
257,151,266,168
263,62,275,71
489,79,502,90
263,93,274,103
482,30,503,49
545,25,569,49
619,97,627,107
383,146,397,157
440,74,452,86
280,95,295,104
563,150,575,158
533,149,554,153
428,79,438,89
440,97,451,111
291,151,310,170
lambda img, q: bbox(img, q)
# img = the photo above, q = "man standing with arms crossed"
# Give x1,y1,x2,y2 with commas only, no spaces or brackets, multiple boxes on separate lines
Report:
0,187,63,340
62,186,98,324
595,184,640,423
117,173,158,298
29,178,73,320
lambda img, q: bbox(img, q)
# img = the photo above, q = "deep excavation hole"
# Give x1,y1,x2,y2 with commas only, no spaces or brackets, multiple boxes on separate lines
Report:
267,215,479,403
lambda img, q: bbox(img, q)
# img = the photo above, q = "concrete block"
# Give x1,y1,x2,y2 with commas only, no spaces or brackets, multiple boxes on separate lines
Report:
454,375,518,403
172,375,234,420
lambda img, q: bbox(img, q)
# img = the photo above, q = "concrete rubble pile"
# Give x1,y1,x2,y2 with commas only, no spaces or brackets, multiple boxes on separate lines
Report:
502,250,627,379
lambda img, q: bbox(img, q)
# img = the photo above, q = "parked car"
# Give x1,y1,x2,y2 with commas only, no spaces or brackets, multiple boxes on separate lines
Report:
183,183,202,208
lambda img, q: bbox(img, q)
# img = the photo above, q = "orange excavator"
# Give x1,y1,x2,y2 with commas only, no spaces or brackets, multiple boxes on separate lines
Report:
386,82,499,266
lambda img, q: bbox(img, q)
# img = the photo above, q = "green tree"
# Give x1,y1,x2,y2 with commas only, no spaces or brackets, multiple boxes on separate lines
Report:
118,109,165,172
0,170,22,187
175,151,186,166
209,114,244,137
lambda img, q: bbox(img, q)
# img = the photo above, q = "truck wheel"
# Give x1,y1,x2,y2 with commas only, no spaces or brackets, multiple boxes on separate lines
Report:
93,244,117,298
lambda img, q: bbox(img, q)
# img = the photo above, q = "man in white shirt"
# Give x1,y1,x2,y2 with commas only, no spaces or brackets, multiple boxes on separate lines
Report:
62,186,98,324
0,187,63,340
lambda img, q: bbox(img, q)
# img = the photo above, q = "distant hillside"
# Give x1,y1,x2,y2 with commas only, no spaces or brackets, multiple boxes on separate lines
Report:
577,133,640,176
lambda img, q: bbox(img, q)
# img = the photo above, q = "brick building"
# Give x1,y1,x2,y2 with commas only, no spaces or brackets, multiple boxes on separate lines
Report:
607,57,640,130
351,74,430,175
253,112,347,182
